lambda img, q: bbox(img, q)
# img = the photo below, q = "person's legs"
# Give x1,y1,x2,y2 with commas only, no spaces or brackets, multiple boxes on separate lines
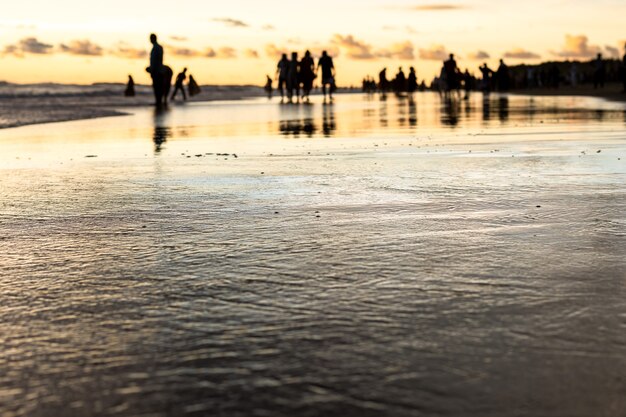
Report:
182,85,187,101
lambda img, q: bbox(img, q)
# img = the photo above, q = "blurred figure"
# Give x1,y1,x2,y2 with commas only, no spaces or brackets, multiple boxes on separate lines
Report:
444,54,459,94
593,53,605,89
407,67,418,93
318,50,335,102
275,53,290,102
171,68,187,101
496,59,510,91
394,67,406,94
264,75,273,98
287,52,300,103
124,75,135,97
146,33,171,107
300,50,316,102
188,75,201,97
463,69,473,100
479,63,493,93
378,68,389,92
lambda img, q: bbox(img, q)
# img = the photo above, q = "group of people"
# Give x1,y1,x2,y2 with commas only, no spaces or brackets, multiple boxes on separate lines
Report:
126,34,201,107
374,67,426,94
271,51,336,103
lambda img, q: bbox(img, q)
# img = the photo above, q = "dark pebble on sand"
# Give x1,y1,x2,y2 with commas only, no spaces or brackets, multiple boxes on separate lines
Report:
233,154,238,158
536,205,541,208
597,150,602,153
85,155,98,158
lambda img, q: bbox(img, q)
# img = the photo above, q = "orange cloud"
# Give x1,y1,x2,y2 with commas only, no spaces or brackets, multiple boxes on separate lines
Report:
418,45,449,61
551,35,601,59
467,50,490,60
503,48,541,60
331,34,375,60
59,40,103,56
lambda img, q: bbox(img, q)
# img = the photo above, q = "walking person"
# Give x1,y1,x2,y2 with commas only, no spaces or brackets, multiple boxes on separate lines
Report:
300,51,316,102
171,68,188,101
317,50,335,102
287,52,300,103
275,53,290,102
407,67,418,93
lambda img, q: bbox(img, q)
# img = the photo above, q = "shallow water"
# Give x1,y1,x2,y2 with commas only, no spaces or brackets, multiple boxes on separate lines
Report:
1,93,626,417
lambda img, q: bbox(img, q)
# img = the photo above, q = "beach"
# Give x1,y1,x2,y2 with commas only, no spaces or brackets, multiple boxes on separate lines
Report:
1,92,626,416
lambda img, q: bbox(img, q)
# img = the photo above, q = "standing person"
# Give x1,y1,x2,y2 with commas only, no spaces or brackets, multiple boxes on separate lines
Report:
378,68,388,92
147,33,165,107
124,75,135,97
287,52,300,103
480,63,493,93
171,68,188,101
593,53,605,89
299,51,316,102
496,59,510,91
444,54,459,94
394,67,406,94
317,50,335,102
407,67,418,93
264,75,273,98
275,53,290,102
188,75,201,97
463,69,473,100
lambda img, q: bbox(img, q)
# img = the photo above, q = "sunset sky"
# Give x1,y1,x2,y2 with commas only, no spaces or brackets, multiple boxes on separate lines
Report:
1,0,625,86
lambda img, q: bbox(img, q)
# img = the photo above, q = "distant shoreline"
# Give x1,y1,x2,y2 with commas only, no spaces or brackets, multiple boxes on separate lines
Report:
1,83,624,131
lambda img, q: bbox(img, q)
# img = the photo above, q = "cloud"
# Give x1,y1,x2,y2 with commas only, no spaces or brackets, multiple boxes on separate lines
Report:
167,46,203,57
265,43,286,58
212,18,248,28
378,41,415,60
205,47,237,59
59,40,103,56
503,48,541,60
170,36,188,42
604,45,619,58
111,44,147,59
410,4,466,10
262,24,275,31
383,25,418,34
467,50,490,60
418,44,449,61
3,37,53,56
551,35,601,59
331,34,375,59
245,48,259,58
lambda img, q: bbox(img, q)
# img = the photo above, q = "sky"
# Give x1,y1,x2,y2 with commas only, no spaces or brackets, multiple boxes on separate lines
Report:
0,0,625,86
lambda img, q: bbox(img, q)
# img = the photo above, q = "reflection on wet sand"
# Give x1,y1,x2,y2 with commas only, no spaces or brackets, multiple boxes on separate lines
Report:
153,108,171,154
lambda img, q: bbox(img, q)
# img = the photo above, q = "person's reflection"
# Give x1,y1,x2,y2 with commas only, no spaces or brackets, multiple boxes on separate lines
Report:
278,105,317,138
408,96,417,128
153,107,171,154
441,97,459,127
498,96,509,123
482,95,491,124
379,97,389,128
322,103,336,136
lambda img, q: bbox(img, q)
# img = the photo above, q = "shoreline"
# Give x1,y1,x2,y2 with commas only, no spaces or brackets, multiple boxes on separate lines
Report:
1,84,625,131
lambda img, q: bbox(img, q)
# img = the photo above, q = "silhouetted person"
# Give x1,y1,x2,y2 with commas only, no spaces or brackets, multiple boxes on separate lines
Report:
394,67,406,94
480,62,493,93
300,50,316,102
496,59,510,91
275,53,289,102
407,67,418,93
171,68,187,101
318,50,335,102
188,75,201,97
264,75,273,98
147,33,166,107
444,54,459,93
594,53,605,89
379,68,389,92
287,52,300,103
124,75,135,97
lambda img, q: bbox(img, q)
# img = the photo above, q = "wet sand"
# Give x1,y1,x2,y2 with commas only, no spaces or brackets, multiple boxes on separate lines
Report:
513,82,626,103
1,93,625,417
